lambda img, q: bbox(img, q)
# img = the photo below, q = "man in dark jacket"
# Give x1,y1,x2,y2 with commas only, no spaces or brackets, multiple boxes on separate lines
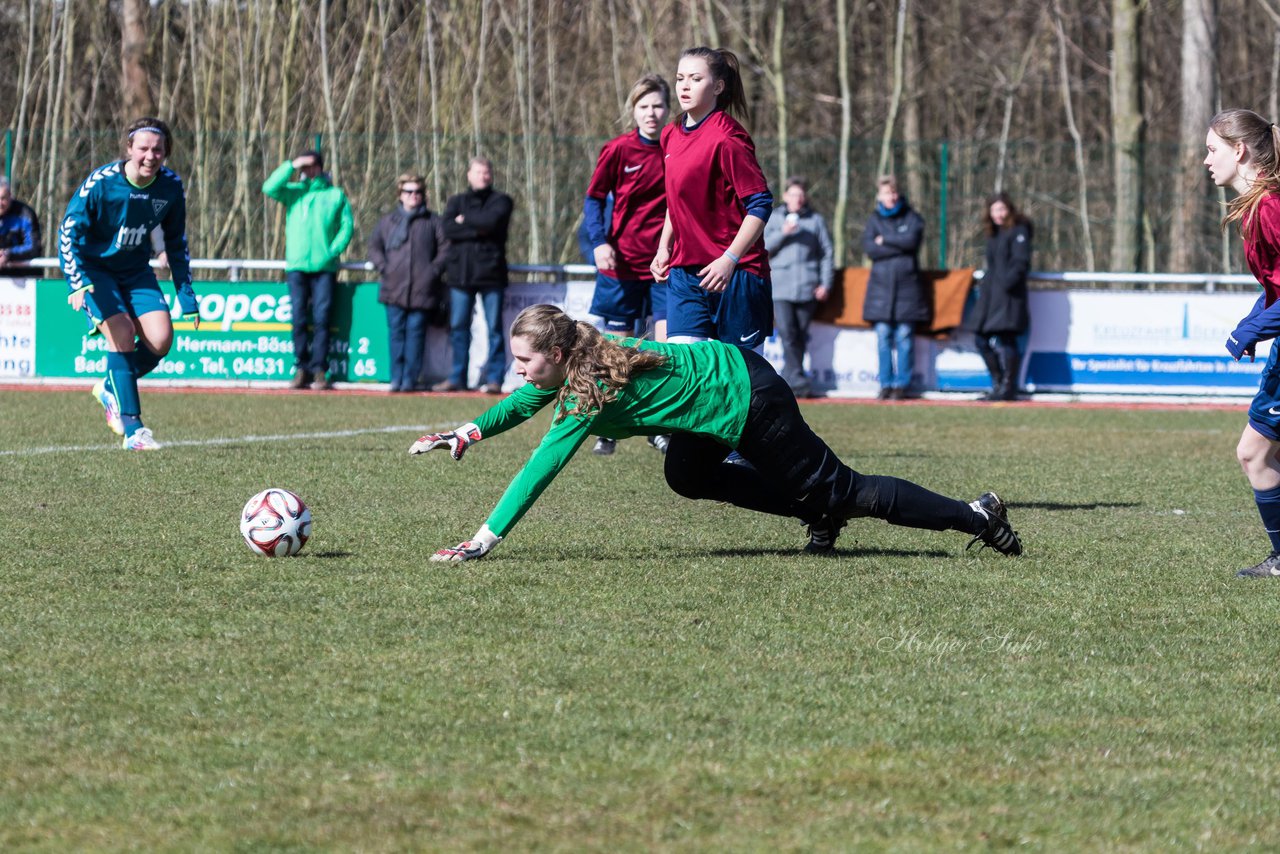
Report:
862,175,928,400
435,157,514,394
368,173,448,392
0,179,42,278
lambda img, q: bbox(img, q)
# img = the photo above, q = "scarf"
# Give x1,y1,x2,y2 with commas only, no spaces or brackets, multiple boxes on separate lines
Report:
876,195,907,218
386,204,427,251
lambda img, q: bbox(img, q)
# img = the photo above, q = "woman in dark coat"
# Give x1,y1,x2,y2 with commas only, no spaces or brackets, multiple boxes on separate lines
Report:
862,175,929,399
368,173,448,392
967,192,1032,401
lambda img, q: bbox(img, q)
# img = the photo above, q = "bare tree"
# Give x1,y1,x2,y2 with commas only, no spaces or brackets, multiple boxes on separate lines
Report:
1111,0,1145,272
1171,0,1217,272
120,0,153,119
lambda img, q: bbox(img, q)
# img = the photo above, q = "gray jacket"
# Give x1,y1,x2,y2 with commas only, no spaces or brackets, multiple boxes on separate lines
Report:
763,205,834,302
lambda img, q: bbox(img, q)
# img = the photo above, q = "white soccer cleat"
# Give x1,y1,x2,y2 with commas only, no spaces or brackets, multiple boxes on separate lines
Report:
122,427,161,451
92,379,124,436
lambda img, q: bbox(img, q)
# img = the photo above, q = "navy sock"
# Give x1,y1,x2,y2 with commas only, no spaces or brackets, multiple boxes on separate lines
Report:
134,344,163,379
1254,485,1280,555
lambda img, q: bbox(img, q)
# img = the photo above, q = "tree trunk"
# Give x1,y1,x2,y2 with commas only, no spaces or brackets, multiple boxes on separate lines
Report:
120,0,153,119
1111,0,1144,272
1170,0,1216,272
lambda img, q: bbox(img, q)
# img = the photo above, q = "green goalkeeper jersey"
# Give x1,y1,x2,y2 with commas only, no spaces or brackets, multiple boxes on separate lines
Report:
473,338,752,537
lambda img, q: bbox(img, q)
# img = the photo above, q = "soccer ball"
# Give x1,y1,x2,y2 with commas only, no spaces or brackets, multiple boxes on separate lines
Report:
240,488,312,557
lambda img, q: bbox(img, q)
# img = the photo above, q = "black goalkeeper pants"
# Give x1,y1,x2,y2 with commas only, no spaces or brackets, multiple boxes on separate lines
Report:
664,349,982,535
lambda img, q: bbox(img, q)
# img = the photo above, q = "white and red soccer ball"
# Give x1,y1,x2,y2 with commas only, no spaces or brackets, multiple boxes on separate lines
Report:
240,488,312,557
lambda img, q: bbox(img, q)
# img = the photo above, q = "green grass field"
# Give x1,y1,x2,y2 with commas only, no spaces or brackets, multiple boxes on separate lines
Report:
3,387,1279,850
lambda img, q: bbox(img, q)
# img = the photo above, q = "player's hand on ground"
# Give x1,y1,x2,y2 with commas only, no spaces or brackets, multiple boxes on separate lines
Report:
430,525,501,562
430,540,492,562
409,422,482,460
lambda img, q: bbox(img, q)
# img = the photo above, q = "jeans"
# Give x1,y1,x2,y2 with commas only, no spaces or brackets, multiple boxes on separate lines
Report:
773,299,818,396
448,286,506,387
874,321,915,390
385,304,429,390
286,270,335,374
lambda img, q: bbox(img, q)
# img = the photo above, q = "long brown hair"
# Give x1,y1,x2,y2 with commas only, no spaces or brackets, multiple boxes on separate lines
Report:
983,191,1030,237
680,46,749,122
510,304,666,422
1210,108,1280,239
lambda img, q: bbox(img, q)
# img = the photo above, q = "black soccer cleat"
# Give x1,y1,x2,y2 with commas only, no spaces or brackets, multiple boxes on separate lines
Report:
966,491,1023,556
592,438,617,456
804,515,846,555
1237,553,1280,578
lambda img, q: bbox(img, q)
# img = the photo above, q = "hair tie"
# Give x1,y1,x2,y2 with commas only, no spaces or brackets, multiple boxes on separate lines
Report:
129,126,165,138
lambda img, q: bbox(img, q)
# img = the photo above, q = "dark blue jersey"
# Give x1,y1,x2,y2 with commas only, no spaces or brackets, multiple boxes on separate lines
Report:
59,160,191,296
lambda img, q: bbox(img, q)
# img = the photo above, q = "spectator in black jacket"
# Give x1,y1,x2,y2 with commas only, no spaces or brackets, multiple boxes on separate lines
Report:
966,192,1032,401
0,178,42,278
862,175,928,400
368,173,448,393
435,157,514,394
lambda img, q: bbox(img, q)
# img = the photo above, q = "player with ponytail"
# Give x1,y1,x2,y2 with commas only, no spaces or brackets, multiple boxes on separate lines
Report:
1205,109,1280,576
410,304,1022,563
650,46,773,349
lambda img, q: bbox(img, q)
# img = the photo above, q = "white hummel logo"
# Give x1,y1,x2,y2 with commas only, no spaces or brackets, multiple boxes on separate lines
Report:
623,164,642,173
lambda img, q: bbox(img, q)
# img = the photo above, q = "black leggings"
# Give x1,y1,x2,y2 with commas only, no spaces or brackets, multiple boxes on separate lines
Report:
664,349,982,535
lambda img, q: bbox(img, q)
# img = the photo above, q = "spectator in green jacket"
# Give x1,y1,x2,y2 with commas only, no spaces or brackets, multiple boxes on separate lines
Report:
263,150,354,390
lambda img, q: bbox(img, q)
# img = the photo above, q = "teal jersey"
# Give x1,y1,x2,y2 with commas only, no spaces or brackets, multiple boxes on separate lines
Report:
59,160,191,294
473,338,752,537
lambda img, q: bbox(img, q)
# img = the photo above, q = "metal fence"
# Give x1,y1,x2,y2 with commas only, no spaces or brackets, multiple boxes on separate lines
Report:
3,129,1234,278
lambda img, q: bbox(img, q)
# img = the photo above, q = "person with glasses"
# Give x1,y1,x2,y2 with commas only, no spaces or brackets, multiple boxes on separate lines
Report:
262,149,354,391
368,174,449,392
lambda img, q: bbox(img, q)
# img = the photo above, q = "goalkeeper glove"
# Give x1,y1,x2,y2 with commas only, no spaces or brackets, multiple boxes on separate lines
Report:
409,422,482,460
430,524,501,562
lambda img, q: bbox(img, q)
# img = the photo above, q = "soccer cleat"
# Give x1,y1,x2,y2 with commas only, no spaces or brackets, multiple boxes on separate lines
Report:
593,438,617,456
92,379,124,436
1236,553,1280,578
966,491,1022,556
648,434,670,455
122,427,161,451
804,515,846,555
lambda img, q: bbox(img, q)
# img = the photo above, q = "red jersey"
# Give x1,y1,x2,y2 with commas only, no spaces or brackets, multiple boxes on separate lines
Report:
585,131,666,281
660,110,770,277
1244,193,1280,306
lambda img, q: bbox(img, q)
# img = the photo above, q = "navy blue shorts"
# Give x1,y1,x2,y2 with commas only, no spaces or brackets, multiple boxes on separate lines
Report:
81,265,167,325
650,280,669,322
1249,344,1280,440
589,273,651,327
666,266,772,348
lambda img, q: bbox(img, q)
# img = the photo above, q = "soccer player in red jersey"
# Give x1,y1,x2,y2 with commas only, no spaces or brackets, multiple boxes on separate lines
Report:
649,47,773,350
1205,109,1280,577
583,74,672,455
584,74,670,340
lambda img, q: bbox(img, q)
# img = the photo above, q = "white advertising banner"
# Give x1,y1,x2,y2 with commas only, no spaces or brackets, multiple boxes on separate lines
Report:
0,277,36,378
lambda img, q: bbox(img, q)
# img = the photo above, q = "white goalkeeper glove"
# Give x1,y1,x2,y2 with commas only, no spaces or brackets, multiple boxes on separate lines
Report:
431,524,502,562
409,422,482,460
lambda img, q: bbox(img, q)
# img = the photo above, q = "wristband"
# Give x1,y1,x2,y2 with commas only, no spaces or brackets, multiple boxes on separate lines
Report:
723,250,740,264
